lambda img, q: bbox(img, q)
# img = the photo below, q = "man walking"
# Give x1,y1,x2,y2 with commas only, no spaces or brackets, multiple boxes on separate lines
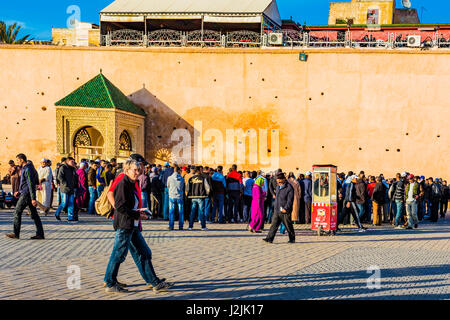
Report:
392,173,407,229
430,178,442,222
263,172,296,244
167,166,185,230
5,154,45,240
338,175,366,232
226,165,243,223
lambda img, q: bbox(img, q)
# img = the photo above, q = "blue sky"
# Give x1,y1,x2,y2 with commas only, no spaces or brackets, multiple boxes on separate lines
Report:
1,0,449,40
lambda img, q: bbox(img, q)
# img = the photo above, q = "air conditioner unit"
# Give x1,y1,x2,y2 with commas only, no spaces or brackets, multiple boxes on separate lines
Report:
268,33,283,45
407,35,421,47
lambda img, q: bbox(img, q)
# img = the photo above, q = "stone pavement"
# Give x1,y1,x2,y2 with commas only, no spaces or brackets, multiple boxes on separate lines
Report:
0,206,449,300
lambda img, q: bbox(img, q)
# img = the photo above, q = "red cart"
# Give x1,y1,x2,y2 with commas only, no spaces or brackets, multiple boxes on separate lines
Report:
311,165,338,236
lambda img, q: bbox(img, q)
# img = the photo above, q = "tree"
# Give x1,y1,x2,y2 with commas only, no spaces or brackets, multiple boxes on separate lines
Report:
0,21,32,44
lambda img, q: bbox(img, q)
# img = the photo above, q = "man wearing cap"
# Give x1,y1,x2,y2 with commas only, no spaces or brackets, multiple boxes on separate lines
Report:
404,174,423,229
37,158,52,215
300,171,313,225
263,172,295,244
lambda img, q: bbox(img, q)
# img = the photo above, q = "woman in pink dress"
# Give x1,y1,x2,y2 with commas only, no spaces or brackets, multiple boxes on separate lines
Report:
248,177,266,233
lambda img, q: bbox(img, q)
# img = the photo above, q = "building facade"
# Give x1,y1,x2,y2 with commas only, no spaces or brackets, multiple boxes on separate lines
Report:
329,0,396,25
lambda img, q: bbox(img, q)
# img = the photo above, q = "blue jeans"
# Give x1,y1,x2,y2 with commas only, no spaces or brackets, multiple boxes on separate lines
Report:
212,194,225,223
169,198,184,230
88,187,97,214
55,192,75,221
204,198,211,222
163,188,169,220
141,192,149,209
190,198,206,229
406,201,419,228
356,203,365,220
394,200,404,226
97,184,105,198
104,228,159,288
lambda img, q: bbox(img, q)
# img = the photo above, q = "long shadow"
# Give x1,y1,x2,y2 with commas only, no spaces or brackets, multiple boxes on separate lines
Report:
138,264,450,300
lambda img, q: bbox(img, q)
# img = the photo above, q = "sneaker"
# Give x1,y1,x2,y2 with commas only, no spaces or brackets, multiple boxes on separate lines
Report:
153,280,174,293
5,233,19,240
105,284,128,294
30,235,45,240
188,227,193,231
394,226,403,230
103,281,127,288
55,214,61,221
262,238,273,244
358,228,367,233
231,219,235,223
147,278,166,289
202,228,209,231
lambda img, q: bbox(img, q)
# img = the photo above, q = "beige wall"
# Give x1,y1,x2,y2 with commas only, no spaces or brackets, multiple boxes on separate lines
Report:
0,45,449,179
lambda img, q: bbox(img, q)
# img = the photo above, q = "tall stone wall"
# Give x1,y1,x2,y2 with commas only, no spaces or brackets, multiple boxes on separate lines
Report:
0,45,449,179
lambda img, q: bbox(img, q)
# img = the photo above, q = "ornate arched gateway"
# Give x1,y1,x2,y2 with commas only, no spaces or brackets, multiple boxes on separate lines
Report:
55,71,146,162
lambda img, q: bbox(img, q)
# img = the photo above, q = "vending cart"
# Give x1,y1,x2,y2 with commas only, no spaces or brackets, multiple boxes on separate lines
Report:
311,165,338,236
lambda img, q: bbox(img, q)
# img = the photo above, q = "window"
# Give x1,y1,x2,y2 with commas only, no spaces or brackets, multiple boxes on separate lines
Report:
119,130,132,151
367,9,379,25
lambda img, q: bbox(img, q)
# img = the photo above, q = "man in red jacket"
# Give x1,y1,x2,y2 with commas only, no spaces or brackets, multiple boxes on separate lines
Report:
103,154,166,290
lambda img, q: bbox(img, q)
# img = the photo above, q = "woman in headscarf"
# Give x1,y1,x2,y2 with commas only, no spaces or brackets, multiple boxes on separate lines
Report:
248,176,266,233
76,162,89,211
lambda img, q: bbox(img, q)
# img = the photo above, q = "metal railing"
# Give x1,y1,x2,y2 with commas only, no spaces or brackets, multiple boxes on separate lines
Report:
101,29,450,49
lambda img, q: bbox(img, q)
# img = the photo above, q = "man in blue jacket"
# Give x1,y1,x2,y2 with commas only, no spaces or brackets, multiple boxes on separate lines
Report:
160,162,175,221
5,154,45,240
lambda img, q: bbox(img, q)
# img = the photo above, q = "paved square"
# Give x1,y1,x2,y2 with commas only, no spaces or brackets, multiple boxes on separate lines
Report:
0,206,448,300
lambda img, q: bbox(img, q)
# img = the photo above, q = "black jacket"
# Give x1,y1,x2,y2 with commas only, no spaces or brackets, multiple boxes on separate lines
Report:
113,174,141,231
187,174,211,199
58,164,77,194
268,176,278,199
88,168,97,187
274,182,294,215
18,161,38,200
372,182,386,204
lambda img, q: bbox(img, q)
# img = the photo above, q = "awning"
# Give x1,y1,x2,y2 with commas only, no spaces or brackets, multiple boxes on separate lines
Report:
101,15,144,22
203,15,262,23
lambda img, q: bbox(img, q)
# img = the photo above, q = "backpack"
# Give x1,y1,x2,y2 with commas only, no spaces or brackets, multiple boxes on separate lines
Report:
431,184,442,200
95,181,113,219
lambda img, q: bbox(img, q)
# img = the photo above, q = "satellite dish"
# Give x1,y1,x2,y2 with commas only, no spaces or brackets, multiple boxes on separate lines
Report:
402,0,412,9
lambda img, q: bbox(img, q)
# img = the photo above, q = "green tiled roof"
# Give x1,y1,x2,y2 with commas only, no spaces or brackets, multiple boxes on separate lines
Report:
55,71,146,116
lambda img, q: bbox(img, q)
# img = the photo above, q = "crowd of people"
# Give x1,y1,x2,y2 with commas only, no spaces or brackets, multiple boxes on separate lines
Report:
1,153,449,294
1,154,448,234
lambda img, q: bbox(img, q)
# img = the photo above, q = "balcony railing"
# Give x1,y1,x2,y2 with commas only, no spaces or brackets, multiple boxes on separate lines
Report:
101,29,450,49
